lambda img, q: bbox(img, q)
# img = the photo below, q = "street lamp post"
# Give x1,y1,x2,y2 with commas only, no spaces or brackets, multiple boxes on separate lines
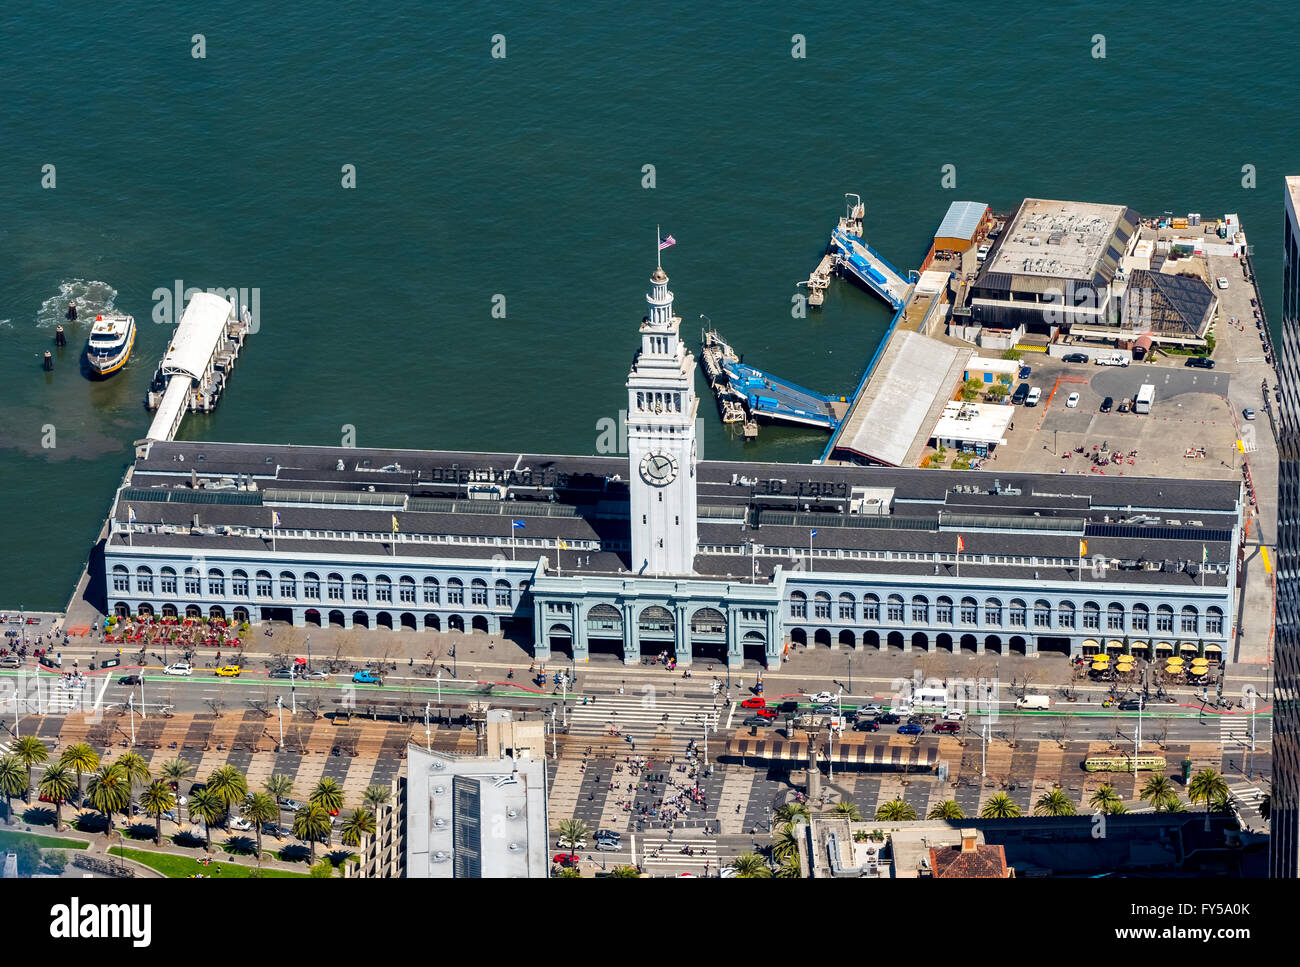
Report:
451,645,457,679
289,664,297,715
425,702,432,751
275,696,284,748
127,693,136,745
140,679,146,720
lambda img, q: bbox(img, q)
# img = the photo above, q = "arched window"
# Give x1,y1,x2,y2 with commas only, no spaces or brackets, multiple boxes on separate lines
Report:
351,574,369,602
161,567,178,596
837,593,855,621
207,568,225,597
638,606,675,633
690,608,726,635
1033,599,1052,628
1009,599,1027,627
112,565,130,593
471,579,488,607
1206,607,1224,635
422,577,440,604
960,596,978,625
935,596,953,624
185,567,202,596
279,571,297,599
1057,601,1076,629
813,592,831,620
399,576,416,604
303,572,321,601
862,594,879,622
448,578,464,606
1132,603,1150,631
255,570,273,597
1180,605,1198,634
1156,604,1174,632
230,569,247,597
1082,602,1101,630
984,598,1002,626
327,573,344,601
912,595,930,624
495,580,512,608
790,591,807,619
1107,603,1125,631
375,575,393,603
135,566,154,595
887,595,905,623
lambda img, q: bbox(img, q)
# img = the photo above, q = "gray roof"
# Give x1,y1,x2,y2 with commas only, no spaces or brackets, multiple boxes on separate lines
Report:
935,201,988,242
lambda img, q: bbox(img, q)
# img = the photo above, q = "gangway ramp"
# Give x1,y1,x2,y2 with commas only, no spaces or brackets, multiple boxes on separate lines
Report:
831,228,911,308
722,360,844,430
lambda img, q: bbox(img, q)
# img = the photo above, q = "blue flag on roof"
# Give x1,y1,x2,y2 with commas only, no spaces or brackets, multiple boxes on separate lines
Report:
810,528,817,538
512,519,526,529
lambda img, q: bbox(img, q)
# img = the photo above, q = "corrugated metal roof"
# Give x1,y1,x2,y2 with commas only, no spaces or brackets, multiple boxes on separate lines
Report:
935,201,988,242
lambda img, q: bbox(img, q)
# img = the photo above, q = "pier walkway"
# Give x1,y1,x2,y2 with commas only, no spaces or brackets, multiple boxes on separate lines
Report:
721,359,845,430
830,228,911,309
144,292,251,441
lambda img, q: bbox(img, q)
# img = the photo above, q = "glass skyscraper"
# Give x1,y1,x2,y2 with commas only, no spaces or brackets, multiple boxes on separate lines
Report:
1273,177,1300,877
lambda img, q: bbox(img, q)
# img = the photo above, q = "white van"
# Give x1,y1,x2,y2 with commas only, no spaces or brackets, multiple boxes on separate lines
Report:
1015,695,1051,710
976,243,991,262
1025,387,1041,407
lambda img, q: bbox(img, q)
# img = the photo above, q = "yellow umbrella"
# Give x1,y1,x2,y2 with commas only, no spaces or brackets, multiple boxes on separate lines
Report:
1191,657,1209,666
1167,656,1185,666
1115,661,1135,671
1091,661,1110,671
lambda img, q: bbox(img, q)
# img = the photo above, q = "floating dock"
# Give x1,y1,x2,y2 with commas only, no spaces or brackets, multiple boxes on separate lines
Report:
144,292,252,441
800,193,912,310
701,329,845,439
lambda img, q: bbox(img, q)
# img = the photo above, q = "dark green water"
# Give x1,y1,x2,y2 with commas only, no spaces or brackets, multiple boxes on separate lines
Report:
0,1,1295,608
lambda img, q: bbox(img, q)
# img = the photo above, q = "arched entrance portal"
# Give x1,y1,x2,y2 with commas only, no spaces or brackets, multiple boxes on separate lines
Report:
586,604,624,659
471,616,489,634
327,610,345,628
690,607,727,664
911,632,929,653
304,609,321,627
887,631,905,652
448,614,465,632
547,623,573,658
813,628,832,648
352,611,370,629
424,613,441,631
742,630,767,666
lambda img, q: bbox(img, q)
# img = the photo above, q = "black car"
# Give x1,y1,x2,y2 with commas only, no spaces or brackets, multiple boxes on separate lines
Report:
877,712,901,725
1099,396,1113,413
855,719,880,732
1118,699,1145,711
1185,356,1214,369
742,715,770,728
118,674,141,686
1011,383,1030,405
1062,352,1090,364
1118,400,1130,413
777,701,800,715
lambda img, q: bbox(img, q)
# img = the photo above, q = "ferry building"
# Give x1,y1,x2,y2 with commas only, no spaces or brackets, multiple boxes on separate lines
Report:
102,260,1244,670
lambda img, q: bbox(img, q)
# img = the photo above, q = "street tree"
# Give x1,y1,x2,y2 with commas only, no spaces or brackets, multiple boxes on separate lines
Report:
875,799,917,821
832,799,863,821
927,800,965,820
771,822,800,863
980,793,1021,819
731,851,771,878
1033,789,1077,817
0,756,26,824
37,763,76,832
556,818,590,848
362,785,391,811
59,742,99,803
13,736,50,799
773,801,810,824
243,792,279,858
1188,768,1230,832
1088,785,1123,815
116,751,151,806
340,807,376,848
293,804,332,862
610,865,641,878
310,777,344,845
208,765,249,829
139,780,176,846
1139,774,1179,812
86,763,130,838
188,788,225,850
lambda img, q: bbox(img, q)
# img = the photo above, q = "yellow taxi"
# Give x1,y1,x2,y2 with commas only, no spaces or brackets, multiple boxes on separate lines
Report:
214,665,242,678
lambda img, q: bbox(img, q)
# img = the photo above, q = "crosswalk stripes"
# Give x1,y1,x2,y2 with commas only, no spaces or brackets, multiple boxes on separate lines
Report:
1228,783,1268,830
1219,714,1269,750
568,693,720,739
638,834,719,869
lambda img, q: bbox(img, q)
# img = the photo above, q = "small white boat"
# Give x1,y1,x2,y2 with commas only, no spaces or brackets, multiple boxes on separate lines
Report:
85,312,136,376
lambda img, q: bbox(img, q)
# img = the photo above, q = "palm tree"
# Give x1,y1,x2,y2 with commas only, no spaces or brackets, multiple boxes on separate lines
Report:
293,804,332,862
38,763,77,832
13,736,49,800
556,867,582,878
773,801,811,824
1259,793,1271,822
207,764,248,829
139,780,176,847
188,788,224,850
927,800,965,821
159,757,194,810
832,799,863,821
874,798,918,821
1188,768,1230,831
264,773,295,801
58,742,99,804
774,854,801,878
1139,774,1179,812
362,785,391,811
1088,784,1123,814
1033,789,1077,817
980,793,1022,819
243,792,279,858
340,808,376,848
0,756,26,824
556,817,590,848
309,777,343,846
86,763,130,838
730,851,772,878
116,751,151,812
609,865,640,878
771,822,800,862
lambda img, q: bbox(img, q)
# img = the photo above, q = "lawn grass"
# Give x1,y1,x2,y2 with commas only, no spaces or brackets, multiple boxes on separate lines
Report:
0,828,90,851
108,845,307,878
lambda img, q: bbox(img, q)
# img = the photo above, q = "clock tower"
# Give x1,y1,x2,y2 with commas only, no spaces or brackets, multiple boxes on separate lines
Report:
627,253,698,576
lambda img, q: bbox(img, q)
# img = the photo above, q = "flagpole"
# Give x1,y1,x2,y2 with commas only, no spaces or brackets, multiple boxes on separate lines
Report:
657,224,661,269
511,522,516,562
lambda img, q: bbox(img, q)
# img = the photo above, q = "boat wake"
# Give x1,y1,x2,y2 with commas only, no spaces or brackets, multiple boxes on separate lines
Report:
37,279,118,329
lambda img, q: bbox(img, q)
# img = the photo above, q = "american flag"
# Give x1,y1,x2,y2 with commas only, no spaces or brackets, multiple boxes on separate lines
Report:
658,234,676,251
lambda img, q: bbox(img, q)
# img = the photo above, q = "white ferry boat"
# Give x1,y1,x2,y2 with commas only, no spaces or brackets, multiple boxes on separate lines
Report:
85,312,136,376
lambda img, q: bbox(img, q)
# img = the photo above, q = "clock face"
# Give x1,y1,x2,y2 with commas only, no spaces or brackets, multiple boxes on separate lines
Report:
640,451,678,486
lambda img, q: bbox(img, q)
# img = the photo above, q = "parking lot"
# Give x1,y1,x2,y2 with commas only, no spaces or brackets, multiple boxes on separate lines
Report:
991,353,1242,481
